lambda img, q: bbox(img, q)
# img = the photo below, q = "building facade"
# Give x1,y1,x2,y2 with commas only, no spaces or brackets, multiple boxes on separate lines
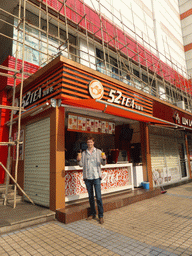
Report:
0,0,192,212
179,0,192,76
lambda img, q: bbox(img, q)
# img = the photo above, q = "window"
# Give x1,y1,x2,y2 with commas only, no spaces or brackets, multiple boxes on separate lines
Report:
80,39,96,70
13,14,76,67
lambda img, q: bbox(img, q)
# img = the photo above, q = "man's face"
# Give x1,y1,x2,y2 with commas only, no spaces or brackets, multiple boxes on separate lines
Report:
87,139,94,149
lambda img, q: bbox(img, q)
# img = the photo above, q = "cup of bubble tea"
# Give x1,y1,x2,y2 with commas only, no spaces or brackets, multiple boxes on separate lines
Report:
101,152,105,158
77,152,82,160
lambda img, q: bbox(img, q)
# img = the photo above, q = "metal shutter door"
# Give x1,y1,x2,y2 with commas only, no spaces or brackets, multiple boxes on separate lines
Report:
150,134,181,187
24,118,50,207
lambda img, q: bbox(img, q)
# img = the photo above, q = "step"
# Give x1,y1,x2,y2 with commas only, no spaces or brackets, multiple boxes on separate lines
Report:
56,187,161,224
0,184,14,194
0,202,56,235
0,195,23,206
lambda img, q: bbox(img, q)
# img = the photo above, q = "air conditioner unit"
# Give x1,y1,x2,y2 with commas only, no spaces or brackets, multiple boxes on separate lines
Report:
176,101,185,110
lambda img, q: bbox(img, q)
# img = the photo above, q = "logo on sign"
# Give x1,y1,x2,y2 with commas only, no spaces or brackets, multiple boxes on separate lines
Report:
89,80,104,100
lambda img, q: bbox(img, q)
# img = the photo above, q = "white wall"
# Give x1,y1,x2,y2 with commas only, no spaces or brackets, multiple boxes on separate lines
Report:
84,0,187,75
179,0,192,76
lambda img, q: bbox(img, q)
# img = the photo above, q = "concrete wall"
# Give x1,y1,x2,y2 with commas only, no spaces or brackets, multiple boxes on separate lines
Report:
179,0,192,76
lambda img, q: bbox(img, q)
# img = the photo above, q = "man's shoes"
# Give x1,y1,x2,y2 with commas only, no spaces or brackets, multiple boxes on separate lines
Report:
87,215,96,220
99,217,104,224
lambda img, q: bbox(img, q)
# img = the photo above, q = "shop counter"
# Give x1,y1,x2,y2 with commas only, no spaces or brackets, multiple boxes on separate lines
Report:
65,163,133,202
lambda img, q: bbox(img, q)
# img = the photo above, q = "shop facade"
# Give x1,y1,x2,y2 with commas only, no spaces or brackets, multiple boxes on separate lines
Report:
6,56,192,211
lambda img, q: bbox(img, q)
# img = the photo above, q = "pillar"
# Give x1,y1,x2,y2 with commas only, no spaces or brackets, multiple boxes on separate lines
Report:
50,105,65,211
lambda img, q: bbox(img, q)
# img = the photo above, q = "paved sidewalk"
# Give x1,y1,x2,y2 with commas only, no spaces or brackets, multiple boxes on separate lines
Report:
1,183,192,255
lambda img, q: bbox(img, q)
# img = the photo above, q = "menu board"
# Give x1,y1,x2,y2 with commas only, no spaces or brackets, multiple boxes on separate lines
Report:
78,116,86,131
68,115,78,130
109,122,115,134
95,120,102,133
86,118,95,132
68,114,115,134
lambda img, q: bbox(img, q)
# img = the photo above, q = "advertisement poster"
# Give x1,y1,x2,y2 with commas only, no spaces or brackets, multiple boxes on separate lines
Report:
86,118,95,132
101,121,108,133
109,122,115,134
68,114,115,134
90,119,95,132
95,120,102,133
152,167,180,187
78,116,86,131
86,118,91,132
152,168,164,186
68,115,78,130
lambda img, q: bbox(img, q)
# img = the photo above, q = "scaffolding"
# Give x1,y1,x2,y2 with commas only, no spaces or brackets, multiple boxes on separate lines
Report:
0,0,192,207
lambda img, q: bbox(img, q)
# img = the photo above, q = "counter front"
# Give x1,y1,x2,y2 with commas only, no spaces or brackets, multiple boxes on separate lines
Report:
65,163,133,202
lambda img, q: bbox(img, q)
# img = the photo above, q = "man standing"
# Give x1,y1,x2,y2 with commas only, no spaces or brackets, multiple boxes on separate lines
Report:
77,137,106,224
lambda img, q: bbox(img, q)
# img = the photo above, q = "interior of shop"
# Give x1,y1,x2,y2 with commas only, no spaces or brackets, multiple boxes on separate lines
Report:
64,106,142,166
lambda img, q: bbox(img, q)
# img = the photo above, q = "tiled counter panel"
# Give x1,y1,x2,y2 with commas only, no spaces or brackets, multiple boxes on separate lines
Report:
65,163,134,202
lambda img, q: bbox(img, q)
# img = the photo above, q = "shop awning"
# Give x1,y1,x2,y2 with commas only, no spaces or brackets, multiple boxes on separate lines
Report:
61,98,176,126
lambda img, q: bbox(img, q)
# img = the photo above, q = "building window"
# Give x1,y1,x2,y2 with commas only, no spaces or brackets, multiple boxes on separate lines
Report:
12,14,76,67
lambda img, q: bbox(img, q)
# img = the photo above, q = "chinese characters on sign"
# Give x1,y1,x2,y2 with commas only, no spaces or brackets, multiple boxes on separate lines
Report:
68,114,115,134
21,86,54,108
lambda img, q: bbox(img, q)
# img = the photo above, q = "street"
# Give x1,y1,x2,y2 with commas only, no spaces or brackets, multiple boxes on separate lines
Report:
1,183,192,256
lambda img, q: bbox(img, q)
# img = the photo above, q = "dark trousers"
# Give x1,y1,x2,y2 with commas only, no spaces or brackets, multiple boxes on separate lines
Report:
85,178,104,218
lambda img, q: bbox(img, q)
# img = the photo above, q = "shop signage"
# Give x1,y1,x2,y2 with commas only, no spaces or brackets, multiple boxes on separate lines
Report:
182,117,192,127
16,86,54,109
89,80,104,100
173,112,192,127
107,89,144,111
88,80,145,112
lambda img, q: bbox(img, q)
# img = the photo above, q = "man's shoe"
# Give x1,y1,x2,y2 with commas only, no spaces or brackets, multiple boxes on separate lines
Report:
87,215,96,220
99,217,104,224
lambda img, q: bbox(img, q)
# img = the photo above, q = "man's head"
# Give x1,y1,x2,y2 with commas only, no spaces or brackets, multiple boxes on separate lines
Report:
87,137,95,150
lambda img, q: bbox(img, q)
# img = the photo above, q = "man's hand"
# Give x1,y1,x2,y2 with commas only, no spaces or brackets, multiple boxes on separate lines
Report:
101,152,106,160
77,152,82,161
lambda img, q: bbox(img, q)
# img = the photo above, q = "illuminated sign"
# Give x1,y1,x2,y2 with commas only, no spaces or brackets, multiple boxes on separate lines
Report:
21,86,54,108
173,112,192,127
107,89,144,111
89,80,104,100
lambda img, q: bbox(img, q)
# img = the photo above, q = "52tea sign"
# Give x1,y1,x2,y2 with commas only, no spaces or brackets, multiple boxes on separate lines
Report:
20,86,54,108
107,89,143,111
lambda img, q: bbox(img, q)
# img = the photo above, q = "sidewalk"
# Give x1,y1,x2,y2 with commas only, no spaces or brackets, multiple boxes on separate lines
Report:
1,183,192,256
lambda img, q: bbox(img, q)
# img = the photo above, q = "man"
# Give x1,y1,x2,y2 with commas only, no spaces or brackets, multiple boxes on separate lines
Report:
77,137,106,224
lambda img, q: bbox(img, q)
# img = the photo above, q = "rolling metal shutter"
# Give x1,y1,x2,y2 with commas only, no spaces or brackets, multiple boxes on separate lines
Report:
149,127,182,187
24,118,50,207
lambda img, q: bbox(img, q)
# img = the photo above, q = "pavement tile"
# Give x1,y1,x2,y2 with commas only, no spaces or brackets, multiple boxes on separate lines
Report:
1,183,192,255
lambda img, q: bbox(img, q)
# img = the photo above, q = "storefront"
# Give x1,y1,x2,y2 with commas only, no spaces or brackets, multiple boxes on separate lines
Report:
7,56,192,211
